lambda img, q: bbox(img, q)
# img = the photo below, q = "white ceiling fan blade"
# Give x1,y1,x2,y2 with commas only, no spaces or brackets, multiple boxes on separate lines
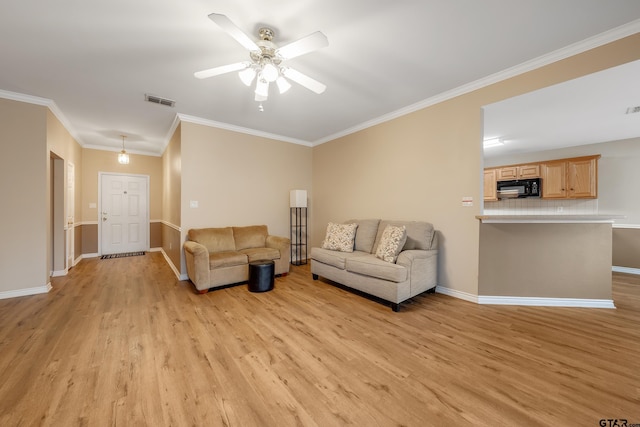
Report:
281,68,326,94
194,62,247,79
276,31,328,60
208,13,259,52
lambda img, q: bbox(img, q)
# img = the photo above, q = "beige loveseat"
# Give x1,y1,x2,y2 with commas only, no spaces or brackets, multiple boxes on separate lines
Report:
184,225,290,293
311,219,438,311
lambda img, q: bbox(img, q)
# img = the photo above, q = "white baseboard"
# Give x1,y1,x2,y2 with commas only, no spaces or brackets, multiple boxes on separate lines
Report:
613,266,640,275
157,248,184,280
435,286,479,303
436,285,615,308
0,283,52,300
51,269,68,277
478,295,615,309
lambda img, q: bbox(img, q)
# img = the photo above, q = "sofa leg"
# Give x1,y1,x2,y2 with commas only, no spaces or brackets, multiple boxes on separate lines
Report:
391,303,400,312
198,289,208,295
312,274,318,280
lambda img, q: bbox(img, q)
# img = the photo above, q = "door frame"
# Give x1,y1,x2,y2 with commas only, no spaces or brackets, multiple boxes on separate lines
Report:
98,172,150,255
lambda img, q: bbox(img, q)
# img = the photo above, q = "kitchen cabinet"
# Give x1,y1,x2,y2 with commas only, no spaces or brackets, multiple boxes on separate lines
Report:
541,156,599,199
484,169,497,201
497,164,540,180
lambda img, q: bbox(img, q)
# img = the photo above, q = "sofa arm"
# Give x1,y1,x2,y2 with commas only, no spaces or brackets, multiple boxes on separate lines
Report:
183,241,210,289
266,235,291,274
396,249,438,295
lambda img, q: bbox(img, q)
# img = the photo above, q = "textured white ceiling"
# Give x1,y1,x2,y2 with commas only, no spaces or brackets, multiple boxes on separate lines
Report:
483,59,640,158
1,1,640,156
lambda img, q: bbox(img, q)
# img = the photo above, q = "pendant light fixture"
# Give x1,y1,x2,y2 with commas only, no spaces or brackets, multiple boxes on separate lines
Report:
118,135,130,164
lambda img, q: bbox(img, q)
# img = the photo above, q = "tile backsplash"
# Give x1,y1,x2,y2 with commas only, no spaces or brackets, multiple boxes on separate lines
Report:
483,198,598,215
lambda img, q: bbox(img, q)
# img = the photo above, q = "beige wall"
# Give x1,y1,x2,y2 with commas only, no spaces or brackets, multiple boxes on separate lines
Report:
613,228,640,269
0,99,48,292
162,123,181,228
312,33,640,295
47,110,83,267
179,121,313,275
478,223,612,299
161,124,182,270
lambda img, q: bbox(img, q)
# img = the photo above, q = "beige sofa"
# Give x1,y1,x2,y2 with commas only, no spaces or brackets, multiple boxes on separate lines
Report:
311,219,438,311
184,225,290,293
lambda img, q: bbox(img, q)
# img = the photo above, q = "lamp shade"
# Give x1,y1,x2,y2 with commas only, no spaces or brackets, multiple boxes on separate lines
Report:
290,190,307,208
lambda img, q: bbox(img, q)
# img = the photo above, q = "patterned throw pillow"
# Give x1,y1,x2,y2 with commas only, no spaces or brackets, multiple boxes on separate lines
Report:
375,225,407,263
321,222,358,252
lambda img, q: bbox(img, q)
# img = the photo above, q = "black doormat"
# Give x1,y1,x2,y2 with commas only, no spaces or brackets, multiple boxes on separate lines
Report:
100,251,145,259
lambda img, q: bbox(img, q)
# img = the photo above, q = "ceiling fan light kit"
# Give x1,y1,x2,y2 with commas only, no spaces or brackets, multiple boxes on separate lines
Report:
195,13,328,109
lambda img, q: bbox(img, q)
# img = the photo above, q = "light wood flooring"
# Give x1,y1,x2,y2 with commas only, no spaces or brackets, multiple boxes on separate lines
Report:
0,252,638,426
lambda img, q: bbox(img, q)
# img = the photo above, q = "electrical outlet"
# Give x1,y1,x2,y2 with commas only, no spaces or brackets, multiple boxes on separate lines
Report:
557,206,563,213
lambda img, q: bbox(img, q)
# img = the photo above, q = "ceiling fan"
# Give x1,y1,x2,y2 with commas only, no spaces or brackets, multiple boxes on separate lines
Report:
195,13,329,104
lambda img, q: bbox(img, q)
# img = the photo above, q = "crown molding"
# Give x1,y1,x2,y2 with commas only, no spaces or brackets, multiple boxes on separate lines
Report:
0,89,85,147
312,19,640,146
177,113,313,147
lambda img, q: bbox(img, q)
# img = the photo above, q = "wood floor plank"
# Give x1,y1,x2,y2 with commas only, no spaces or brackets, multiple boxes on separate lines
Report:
0,253,638,426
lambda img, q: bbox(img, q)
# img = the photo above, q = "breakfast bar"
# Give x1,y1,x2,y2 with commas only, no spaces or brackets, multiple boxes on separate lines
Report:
476,215,623,308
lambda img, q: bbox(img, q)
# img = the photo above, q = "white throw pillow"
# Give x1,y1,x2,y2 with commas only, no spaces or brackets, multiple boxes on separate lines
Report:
375,225,407,263
321,222,358,252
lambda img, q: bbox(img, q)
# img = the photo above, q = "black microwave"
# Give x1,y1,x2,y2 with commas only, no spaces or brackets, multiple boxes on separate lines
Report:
497,178,541,199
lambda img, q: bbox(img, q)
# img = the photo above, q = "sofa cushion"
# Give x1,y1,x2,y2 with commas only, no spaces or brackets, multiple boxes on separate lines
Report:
233,225,268,250
209,251,248,269
373,221,435,253
375,225,407,263
321,222,358,252
239,247,281,262
311,247,368,270
345,219,380,253
189,227,236,253
346,255,408,283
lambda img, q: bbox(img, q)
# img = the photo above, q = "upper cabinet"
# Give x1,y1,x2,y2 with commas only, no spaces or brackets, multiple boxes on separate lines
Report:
485,154,599,201
484,169,498,201
541,156,599,199
497,164,540,180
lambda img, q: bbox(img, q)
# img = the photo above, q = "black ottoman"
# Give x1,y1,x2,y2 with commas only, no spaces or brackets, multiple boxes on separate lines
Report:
248,260,275,292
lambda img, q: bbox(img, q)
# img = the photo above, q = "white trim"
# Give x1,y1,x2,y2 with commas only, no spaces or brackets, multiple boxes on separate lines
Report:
435,286,479,303
177,113,313,147
154,247,186,280
0,283,52,300
613,266,640,275
159,114,182,155
51,269,68,277
478,296,615,309
77,221,99,226
612,223,640,229
160,220,181,232
0,89,82,146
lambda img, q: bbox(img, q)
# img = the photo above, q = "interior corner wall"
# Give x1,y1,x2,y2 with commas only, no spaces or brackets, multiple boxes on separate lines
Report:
311,33,640,297
179,121,313,276
0,98,49,294
161,122,182,272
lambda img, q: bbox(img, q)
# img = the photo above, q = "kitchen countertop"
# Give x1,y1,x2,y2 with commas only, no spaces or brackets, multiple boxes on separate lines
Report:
476,214,625,224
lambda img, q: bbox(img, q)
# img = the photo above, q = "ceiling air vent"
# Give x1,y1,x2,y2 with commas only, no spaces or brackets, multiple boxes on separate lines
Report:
626,106,640,114
145,94,175,107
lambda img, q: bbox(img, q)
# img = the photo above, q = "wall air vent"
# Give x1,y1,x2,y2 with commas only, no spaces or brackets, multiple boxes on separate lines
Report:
145,94,175,107
626,106,640,114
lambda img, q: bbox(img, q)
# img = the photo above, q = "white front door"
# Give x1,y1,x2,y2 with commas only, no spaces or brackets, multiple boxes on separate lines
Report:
66,162,75,268
100,173,149,255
